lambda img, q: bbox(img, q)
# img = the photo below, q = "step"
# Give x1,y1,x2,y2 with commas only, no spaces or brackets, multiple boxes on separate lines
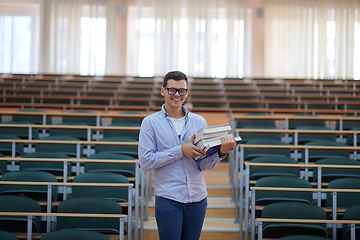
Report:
207,185,232,198
142,217,240,240
141,162,239,239
204,163,232,198
206,197,236,218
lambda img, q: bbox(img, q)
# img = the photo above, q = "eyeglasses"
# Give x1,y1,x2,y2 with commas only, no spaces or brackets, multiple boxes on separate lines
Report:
165,87,188,96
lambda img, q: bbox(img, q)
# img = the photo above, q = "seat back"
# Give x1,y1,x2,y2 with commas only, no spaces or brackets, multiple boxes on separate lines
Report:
342,205,360,240
261,201,327,239
60,111,97,126
49,123,89,141
295,126,336,145
102,122,140,140
95,137,138,158
236,114,277,129
0,195,41,233
346,127,360,146
326,178,360,209
255,176,313,206
20,151,71,177
277,235,331,240
303,140,349,162
72,172,129,202
0,170,58,201
250,156,300,180
40,229,111,240
313,158,360,182
244,139,291,160
36,136,82,157
0,153,7,175
85,153,136,177
336,116,360,130
0,122,37,139
11,110,46,125
56,197,122,234
288,115,327,129
0,230,19,240
0,134,23,156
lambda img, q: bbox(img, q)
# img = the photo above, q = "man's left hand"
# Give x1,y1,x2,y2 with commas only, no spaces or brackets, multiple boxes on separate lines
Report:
219,136,237,154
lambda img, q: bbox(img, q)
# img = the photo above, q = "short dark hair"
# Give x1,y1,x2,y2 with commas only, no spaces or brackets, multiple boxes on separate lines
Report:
162,71,188,87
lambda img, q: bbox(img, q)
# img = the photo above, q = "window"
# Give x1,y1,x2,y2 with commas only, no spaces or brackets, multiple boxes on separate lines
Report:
211,18,227,78
137,17,155,77
80,16,106,76
127,3,245,78
326,20,336,77
354,21,360,80
0,11,39,73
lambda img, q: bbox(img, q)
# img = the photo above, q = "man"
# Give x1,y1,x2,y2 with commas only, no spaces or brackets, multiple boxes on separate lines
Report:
138,70,236,240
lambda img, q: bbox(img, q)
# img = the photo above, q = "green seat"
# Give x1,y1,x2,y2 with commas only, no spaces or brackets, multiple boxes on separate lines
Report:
95,137,138,158
236,114,280,142
255,176,313,206
303,140,349,162
342,205,360,240
346,127,360,146
238,128,283,144
72,172,129,204
313,158,360,183
0,153,7,175
40,229,111,240
336,116,360,130
56,197,122,234
244,139,291,160
261,202,328,239
277,235,330,240
110,112,143,126
0,122,38,139
0,134,23,156
295,126,336,145
236,113,277,129
102,123,140,140
36,136,82,157
288,114,327,129
86,153,136,178
0,170,58,201
11,110,48,125
254,176,313,218
60,111,97,126
0,195,41,233
326,178,360,211
20,151,71,177
0,230,18,240
249,156,300,180
49,122,89,141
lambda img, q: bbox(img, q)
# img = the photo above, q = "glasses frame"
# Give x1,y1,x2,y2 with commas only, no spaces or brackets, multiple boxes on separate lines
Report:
165,87,188,96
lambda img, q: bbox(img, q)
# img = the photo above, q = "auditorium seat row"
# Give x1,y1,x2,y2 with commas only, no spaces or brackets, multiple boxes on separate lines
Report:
1,74,359,114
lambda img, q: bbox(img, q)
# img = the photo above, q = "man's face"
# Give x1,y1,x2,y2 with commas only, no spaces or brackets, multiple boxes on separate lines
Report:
161,79,188,110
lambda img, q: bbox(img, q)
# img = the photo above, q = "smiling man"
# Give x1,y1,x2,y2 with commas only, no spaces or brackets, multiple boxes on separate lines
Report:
138,70,236,240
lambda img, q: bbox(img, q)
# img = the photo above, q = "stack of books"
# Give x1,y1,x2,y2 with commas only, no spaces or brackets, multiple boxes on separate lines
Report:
193,124,242,161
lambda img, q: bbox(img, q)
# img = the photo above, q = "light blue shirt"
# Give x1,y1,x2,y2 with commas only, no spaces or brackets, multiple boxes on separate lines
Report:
138,105,223,203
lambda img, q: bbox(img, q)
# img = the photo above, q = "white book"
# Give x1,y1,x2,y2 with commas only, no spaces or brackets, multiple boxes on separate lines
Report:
194,135,242,161
194,124,232,144
195,133,234,149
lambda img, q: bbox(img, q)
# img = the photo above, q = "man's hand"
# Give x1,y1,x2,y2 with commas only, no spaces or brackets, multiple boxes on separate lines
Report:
181,134,206,158
219,135,237,154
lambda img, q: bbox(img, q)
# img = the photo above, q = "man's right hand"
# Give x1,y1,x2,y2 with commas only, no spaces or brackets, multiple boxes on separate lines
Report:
181,134,206,158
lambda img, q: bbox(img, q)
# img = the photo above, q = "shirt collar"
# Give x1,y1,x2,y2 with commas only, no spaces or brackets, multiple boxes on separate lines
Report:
161,104,189,119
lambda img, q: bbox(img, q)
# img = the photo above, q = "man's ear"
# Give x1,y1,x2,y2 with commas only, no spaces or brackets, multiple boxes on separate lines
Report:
160,87,165,96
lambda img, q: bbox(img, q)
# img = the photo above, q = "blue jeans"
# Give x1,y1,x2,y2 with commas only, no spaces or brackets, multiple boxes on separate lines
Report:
155,196,207,240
